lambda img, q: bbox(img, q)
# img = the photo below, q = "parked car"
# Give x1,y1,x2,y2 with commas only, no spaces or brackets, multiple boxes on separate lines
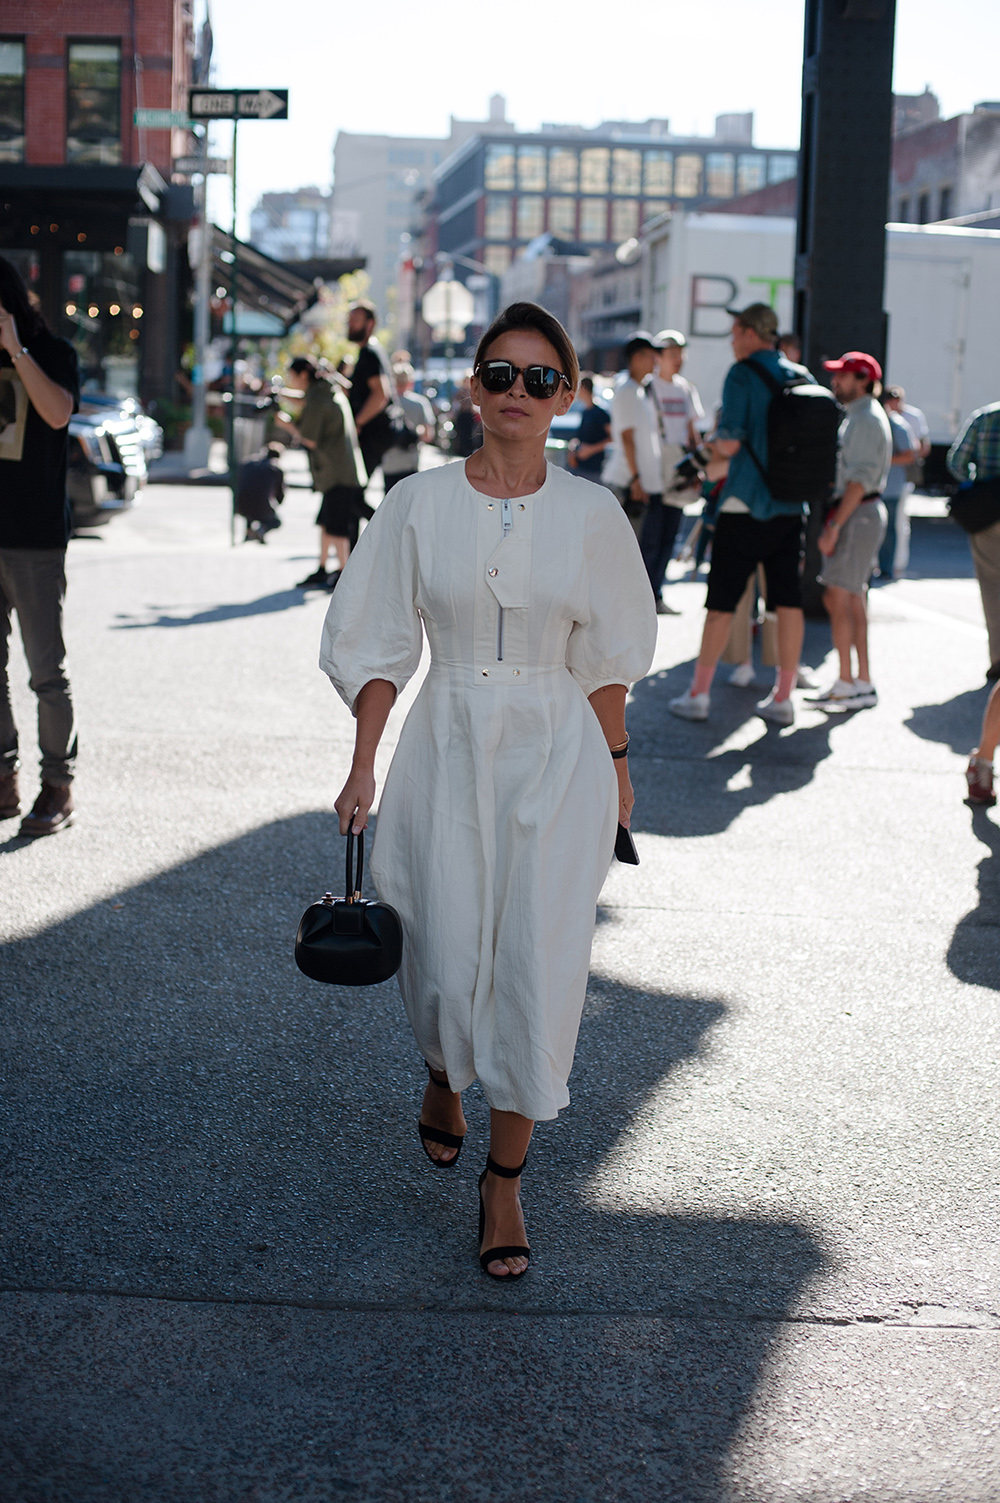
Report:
78,392,164,461
545,398,587,469
67,408,147,529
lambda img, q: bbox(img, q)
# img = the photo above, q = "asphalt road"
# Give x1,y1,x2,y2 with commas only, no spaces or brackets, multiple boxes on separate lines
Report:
2,459,998,1502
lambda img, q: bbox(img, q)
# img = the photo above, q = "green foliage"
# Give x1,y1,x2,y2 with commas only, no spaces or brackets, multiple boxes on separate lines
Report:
276,269,393,376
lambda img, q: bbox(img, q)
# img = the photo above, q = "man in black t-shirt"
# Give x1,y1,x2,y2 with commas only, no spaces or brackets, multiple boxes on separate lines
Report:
345,300,392,482
571,375,611,480
0,257,80,837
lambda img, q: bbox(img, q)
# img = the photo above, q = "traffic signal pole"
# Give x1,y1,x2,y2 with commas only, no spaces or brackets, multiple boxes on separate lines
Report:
793,0,897,609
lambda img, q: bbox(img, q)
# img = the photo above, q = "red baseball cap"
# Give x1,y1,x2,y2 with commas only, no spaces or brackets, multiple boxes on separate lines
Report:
823,351,882,381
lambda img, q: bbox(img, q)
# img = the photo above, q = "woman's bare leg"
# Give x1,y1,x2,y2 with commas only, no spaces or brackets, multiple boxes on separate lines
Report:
481,1109,534,1277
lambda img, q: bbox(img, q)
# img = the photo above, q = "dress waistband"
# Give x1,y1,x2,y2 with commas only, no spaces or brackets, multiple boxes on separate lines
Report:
427,659,568,686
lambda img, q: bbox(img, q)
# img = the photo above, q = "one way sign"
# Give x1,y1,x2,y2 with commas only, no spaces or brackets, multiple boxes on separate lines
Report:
188,88,288,121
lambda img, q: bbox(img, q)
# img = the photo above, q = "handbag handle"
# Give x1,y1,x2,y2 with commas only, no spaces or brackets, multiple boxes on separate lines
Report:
345,826,364,902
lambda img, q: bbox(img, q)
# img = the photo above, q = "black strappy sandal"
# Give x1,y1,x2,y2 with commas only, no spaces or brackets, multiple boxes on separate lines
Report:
417,1062,466,1168
478,1153,530,1279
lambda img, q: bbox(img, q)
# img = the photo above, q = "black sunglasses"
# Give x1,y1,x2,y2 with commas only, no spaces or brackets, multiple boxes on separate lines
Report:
475,360,571,400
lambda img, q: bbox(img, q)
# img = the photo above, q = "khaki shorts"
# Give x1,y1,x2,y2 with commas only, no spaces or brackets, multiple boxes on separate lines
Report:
818,501,887,594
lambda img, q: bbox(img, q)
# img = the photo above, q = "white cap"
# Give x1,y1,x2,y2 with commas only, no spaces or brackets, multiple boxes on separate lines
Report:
655,329,686,348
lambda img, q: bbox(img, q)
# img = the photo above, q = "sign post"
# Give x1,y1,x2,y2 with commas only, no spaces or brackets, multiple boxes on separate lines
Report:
187,89,288,531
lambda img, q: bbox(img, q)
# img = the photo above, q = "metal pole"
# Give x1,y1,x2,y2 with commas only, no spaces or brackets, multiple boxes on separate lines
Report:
183,126,212,470
228,119,239,546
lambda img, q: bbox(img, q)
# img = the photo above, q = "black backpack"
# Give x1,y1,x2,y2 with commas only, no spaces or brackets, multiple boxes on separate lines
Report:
743,359,842,504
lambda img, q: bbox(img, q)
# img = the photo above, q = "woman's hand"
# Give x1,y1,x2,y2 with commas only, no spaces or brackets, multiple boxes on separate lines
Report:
334,763,376,835
0,299,22,358
616,759,635,828
818,521,840,557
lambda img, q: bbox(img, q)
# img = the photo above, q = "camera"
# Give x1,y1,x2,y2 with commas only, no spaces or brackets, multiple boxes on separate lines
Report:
671,445,711,489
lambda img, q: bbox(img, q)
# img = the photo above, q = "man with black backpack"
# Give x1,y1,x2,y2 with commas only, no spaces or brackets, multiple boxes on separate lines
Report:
670,303,839,727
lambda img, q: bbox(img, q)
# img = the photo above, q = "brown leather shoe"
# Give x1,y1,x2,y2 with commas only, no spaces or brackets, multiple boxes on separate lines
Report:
19,781,74,838
0,769,19,819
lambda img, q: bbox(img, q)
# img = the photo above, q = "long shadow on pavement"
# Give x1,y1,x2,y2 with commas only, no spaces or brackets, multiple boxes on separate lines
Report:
111,588,310,629
0,814,825,1502
905,683,989,756
947,806,1000,991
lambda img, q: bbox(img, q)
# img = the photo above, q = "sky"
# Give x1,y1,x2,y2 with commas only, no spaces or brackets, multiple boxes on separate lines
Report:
201,0,1000,236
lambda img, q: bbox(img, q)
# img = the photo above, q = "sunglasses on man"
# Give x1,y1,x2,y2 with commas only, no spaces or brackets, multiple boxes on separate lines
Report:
474,360,572,401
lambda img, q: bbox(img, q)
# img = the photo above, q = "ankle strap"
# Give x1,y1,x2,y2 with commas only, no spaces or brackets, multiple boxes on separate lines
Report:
425,1061,451,1089
486,1153,527,1178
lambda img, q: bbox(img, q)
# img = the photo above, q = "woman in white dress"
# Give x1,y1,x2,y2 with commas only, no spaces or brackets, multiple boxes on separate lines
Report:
320,303,656,1279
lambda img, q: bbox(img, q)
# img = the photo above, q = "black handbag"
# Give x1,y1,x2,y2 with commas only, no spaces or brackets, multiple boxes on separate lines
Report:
948,477,1000,534
294,828,403,986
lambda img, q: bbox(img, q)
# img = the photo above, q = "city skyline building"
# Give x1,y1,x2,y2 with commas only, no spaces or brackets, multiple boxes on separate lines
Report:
249,186,332,262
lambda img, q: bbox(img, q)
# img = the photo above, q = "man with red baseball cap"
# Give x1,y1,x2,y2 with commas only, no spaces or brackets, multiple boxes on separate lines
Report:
806,352,892,710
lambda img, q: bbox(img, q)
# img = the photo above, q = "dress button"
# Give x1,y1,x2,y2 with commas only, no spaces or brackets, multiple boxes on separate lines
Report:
512,669,520,677
518,503,525,511
488,567,498,576
487,503,494,510
482,669,490,677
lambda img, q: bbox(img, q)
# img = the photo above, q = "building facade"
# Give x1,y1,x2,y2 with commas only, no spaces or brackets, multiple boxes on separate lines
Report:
0,0,196,403
430,115,798,284
331,95,513,327
249,186,332,263
891,102,1000,225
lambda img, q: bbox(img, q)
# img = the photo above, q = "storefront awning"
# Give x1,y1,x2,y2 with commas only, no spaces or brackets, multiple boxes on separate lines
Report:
0,164,169,251
210,228,366,334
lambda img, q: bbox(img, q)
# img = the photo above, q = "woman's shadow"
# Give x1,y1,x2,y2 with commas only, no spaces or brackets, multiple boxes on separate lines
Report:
948,806,1000,989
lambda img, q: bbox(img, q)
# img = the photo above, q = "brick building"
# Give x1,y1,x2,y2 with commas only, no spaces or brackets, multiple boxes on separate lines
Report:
0,0,196,403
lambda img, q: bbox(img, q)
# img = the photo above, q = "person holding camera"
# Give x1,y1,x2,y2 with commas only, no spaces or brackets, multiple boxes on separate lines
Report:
281,357,368,592
0,256,79,837
645,330,705,614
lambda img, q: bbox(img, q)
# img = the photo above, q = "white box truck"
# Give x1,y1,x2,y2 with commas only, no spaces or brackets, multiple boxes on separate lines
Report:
642,213,1000,449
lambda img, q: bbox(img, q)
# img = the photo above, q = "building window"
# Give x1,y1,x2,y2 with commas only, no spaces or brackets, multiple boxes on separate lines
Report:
611,148,642,195
737,154,766,195
517,146,546,192
484,142,515,191
898,197,909,222
767,154,797,184
0,39,25,163
642,199,669,224
67,41,122,164
580,148,610,194
611,199,639,241
548,196,577,238
483,244,512,278
706,153,735,198
674,155,703,197
917,191,931,223
644,150,673,196
549,147,578,193
939,185,952,220
484,194,513,239
579,198,608,242
516,195,544,239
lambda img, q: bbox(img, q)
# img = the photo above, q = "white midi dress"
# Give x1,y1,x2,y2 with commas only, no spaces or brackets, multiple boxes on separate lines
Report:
319,460,656,1120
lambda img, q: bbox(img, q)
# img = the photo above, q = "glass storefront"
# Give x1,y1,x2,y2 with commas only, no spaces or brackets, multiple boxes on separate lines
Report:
61,249,143,394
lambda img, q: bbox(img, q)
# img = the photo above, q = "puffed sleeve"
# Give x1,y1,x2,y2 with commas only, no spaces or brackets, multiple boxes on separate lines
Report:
318,486,424,714
565,489,657,697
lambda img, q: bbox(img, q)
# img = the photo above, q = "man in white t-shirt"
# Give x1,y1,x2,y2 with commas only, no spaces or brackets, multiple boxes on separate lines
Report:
602,331,662,576
644,329,705,610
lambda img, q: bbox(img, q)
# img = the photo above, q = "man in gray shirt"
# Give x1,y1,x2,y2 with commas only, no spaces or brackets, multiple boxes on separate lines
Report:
807,352,891,710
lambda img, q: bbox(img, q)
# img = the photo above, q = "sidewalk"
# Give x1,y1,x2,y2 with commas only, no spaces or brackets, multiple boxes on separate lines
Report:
1,486,997,1501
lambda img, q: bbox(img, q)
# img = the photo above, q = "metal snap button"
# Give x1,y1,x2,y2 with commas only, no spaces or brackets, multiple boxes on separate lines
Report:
518,503,525,511
512,669,520,677
481,669,490,677
487,503,494,510
488,567,498,576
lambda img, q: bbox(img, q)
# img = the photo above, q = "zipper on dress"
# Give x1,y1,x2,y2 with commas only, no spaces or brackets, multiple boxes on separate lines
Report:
497,497,512,661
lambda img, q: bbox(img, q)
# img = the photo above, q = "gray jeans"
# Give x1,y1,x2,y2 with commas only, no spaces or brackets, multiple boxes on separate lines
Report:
0,548,77,785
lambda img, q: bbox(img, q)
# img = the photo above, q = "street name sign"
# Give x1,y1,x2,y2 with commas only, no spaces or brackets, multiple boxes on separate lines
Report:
174,155,231,175
188,89,289,121
134,108,191,129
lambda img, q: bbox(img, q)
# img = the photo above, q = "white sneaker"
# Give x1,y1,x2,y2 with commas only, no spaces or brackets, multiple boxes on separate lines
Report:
842,680,878,709
729,662,756,687
669,691,710,721
756,691,795,726
795,666,820,690
805,677,857,708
